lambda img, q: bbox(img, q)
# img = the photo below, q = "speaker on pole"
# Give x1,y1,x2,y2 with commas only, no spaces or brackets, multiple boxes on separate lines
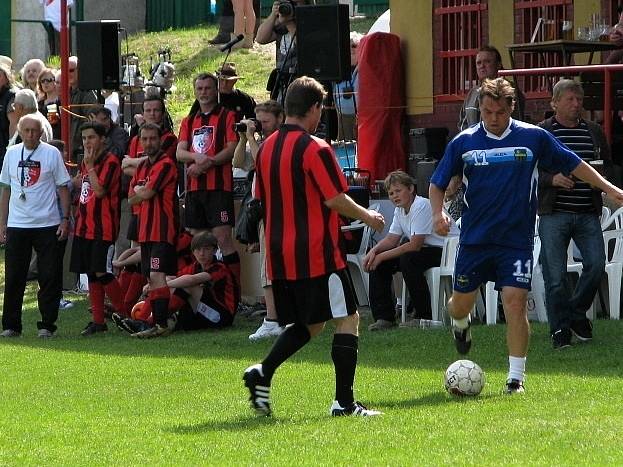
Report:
296,5,351,82
76,20,121,90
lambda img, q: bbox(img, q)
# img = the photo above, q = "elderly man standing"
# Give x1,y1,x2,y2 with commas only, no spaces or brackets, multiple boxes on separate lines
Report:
537,79,611,349
8,89,53,144
458,45,525,131
0,115,71,338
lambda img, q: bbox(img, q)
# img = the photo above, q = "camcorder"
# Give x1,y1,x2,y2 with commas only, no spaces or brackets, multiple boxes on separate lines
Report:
234,119,262,133
277,0,296,17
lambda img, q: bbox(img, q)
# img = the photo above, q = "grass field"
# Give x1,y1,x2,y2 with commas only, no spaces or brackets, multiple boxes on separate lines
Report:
2,258,623,465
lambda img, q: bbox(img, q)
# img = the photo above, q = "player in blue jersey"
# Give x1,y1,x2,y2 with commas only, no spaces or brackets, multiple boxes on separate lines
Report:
429,78,623,394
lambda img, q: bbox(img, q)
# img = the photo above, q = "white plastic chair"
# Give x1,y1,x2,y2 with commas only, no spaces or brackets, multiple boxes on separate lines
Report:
600,206,612,230
344,203,380,306
401,235,460,323
602,229,623,320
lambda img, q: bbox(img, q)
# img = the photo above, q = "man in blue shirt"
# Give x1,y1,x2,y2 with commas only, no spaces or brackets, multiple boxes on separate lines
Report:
429,78,623,394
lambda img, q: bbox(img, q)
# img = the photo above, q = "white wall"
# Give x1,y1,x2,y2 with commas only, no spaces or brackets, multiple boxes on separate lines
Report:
12,0,49,68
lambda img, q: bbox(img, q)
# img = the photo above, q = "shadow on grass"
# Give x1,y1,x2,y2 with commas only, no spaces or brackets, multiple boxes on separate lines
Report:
372,391,498,411
4,282,623,377
166,413,327,434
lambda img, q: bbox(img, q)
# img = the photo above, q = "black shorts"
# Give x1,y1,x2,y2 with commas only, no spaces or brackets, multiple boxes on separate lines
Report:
272,268,357,326
126,214,138,242
140,242,177,276
70,236,114,274
184,190,235,229
173,289,234,330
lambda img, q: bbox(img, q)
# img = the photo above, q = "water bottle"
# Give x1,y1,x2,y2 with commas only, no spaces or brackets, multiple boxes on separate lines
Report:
419,319,444,329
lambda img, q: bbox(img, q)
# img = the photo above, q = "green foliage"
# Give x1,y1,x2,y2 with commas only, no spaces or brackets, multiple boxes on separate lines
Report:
1,259,623,464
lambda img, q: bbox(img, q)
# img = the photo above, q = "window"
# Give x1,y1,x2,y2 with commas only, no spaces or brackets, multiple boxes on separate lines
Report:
434,0,488,101
514,0,572,97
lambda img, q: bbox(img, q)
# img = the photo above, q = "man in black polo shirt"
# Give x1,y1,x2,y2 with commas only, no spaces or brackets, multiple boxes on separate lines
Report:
216,63,256,122
538,79,611,349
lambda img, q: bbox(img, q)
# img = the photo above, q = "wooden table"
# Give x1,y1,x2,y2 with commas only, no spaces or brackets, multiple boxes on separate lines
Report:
506,40,619,68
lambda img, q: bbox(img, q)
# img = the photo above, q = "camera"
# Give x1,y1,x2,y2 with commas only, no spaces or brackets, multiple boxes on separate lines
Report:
234,119,262,133
277,0,295,17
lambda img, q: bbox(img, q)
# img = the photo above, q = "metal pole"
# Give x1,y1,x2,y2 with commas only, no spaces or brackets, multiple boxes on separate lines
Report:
60,0,71,161
605,69,612,145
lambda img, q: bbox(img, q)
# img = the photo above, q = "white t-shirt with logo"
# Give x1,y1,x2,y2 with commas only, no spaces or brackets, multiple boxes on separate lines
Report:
388,196,459,248
0,142,71,228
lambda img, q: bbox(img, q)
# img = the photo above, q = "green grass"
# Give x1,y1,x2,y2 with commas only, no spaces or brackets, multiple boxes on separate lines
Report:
2,253,623,465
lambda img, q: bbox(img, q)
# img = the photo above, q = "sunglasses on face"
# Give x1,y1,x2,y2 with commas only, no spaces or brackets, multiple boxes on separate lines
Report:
40,78,55,84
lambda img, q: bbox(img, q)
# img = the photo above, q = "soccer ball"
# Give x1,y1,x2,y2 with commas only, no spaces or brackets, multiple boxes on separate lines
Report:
131,301,152,321
444,359,485,396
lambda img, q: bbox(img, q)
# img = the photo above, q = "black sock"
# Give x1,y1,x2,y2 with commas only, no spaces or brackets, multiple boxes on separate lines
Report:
151,298,169,326
261,323,310,382
332,333,358,407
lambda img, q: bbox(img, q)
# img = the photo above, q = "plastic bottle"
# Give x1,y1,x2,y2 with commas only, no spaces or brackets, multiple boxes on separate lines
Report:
419,319,444,329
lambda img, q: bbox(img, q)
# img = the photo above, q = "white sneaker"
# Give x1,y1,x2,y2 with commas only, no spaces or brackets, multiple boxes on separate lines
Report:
38,329,54,338
330,400,382,417
59,298,74,310
0,329,21,338
249,319,284,342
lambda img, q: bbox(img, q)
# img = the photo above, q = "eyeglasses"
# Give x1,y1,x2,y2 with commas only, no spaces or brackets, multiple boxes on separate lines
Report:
40,78,55,84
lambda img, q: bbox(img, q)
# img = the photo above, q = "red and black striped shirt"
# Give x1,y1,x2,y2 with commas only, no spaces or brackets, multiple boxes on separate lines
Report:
255,124,348,281
131,151,179,245
74,152,121,241
178,260,240,315
128,131,178,215
176,230,194,274
178,105,238,192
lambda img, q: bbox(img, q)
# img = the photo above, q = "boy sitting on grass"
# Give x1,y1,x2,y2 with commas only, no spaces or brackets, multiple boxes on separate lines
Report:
364,171,459,330
115,231,240,336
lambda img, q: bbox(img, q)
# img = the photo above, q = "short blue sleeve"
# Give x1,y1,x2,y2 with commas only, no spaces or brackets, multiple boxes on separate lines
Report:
430,136,464,190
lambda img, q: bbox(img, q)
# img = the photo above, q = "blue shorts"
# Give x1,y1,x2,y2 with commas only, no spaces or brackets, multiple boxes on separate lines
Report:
453,244,533,293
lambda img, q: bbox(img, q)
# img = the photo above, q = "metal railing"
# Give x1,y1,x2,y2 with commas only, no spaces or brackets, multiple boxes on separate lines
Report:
499,63,623,144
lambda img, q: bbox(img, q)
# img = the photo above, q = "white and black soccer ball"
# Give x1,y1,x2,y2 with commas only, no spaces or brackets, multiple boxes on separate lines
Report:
444,359,485,396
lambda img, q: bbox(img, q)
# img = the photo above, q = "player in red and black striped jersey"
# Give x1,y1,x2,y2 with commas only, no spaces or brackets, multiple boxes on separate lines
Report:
69,122,125,336
243,77,385,417
176,72,242,284
166,231,240,330
122,96,179,242
126,123,179,338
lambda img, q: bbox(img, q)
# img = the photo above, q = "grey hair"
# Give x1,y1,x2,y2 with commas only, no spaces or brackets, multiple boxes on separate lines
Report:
14,88,38,112
552,79,584,101
19,58,45,83
17,114,43,133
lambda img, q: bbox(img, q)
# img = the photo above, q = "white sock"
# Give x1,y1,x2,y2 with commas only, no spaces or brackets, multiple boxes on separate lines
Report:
508,356,526,382
452,316,470,330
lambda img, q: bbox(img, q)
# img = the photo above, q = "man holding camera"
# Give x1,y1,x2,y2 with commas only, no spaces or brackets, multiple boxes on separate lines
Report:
256,1,312,104
233,100,285,341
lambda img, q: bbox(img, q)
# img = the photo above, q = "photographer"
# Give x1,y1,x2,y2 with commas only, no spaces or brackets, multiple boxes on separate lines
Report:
232,100,286,341
256,0,313,104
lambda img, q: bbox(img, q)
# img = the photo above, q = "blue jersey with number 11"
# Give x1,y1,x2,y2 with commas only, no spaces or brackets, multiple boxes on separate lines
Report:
431,119,582,249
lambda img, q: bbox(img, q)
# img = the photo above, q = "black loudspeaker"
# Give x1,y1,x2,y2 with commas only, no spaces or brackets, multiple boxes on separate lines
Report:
76,20,121,90
296,5,351,82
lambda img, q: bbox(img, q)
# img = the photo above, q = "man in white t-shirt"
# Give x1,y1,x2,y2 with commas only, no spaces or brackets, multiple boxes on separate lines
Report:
363,170,459,330
0,115,71,338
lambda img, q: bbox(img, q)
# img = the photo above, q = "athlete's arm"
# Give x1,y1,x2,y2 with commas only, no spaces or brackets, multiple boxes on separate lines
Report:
571,161,623,203
176,140,198,163
325,193,385,232
429,183,451,236
167,272,212,288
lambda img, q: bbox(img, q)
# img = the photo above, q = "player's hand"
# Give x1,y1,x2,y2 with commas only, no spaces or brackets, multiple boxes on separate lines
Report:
121,156,135,169
605,186,623,205
271,1,279,16
552,173,574,189
243,119,256,139
0,224,6,244
187,163,203,177
365,209,384,232
367,254,383,271
433,212,451,236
